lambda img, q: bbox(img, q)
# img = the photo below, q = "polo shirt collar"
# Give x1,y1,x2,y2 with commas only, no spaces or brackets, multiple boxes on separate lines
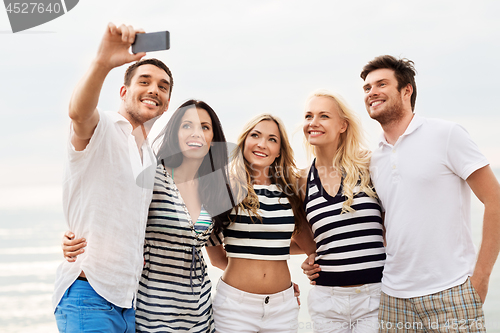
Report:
378,114,424,147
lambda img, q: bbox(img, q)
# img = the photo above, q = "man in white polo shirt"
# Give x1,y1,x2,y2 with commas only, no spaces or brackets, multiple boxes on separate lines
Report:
52,23,173,332
361,55,500,332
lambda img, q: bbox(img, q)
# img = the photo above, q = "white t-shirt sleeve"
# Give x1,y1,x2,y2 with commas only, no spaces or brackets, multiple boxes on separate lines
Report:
446,124,489,180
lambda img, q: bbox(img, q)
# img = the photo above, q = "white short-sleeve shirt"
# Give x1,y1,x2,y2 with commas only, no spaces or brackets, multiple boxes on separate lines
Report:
53,110,156,310
370,115,489,298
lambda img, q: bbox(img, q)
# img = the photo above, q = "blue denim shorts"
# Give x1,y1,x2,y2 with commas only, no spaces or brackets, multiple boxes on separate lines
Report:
54,279,135,333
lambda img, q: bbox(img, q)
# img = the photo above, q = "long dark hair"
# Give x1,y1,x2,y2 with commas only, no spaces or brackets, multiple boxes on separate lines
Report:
154,100,233,233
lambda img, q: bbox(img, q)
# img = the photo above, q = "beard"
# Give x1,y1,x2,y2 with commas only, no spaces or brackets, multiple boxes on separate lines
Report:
123,98,163,128
369,96,406,127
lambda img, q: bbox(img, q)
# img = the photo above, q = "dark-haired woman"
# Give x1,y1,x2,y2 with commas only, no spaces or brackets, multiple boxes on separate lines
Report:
134,99,234,332
63,100,233,333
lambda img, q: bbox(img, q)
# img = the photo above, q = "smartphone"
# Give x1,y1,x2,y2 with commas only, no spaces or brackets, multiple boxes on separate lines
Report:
132,31,170,54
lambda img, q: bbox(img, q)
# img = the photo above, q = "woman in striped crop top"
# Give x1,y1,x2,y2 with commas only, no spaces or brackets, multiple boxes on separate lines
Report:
206,114,316,333
300,91,386,333
62,100,234,333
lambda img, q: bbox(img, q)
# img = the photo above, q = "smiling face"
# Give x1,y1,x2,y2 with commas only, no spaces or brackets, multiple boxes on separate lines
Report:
362,68,410,125
120,64,171,127
177,107,214,161
243,120,281,176
303,96,347,148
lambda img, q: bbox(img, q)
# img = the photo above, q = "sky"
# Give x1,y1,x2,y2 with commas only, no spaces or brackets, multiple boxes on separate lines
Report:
0,0,499,211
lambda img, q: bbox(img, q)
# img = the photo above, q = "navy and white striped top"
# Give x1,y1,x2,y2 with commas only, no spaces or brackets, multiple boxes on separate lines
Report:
136,165,215,333
208,184,295,260
304,160,385,286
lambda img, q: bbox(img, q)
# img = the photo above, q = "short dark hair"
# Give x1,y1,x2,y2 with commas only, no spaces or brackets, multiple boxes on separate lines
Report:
124,58,173,97
360,55,417,111
154,100,232,233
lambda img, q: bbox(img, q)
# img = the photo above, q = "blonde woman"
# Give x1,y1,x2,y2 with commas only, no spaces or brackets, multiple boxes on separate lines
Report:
300,91,385,333
206,114,316,333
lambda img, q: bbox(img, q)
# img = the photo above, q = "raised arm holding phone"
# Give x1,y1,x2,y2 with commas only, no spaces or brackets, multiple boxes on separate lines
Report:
53,23,173,333
69,23,147,150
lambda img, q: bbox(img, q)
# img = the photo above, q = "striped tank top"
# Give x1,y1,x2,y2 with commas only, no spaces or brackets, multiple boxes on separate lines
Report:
304,160,386,286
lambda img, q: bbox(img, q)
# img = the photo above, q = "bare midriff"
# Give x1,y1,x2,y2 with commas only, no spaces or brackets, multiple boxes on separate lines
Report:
221,258,291,294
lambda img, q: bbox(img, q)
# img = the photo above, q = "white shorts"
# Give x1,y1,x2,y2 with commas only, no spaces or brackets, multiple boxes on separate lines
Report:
307,283,381,333
213,278,299,333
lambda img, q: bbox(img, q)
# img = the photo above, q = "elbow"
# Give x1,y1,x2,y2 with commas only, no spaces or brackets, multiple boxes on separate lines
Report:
68,109,80,122
68,101,98,124
68,99,80,122
68,107,88,124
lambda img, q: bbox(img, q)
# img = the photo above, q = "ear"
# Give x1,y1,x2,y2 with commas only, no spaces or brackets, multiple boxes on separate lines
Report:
119,86,127,100
402,83,413,100
340,120,348,134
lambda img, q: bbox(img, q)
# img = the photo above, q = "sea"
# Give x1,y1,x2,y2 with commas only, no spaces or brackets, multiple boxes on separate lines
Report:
1,169,499,333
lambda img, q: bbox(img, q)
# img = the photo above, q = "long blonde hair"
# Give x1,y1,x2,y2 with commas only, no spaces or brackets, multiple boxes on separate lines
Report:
231,114,305,230
304,90,377,213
